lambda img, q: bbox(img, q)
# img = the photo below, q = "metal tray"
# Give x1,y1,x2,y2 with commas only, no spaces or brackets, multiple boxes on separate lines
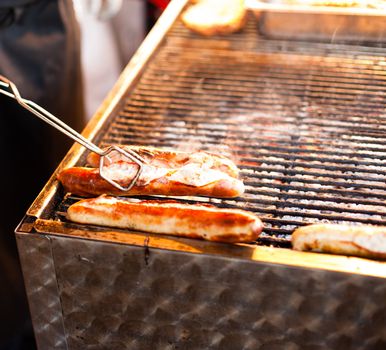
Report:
247,0,386,42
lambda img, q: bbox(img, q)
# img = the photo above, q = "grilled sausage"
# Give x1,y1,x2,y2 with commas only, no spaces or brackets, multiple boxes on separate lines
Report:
292,224,386,259
67,195,263,243
57,146,245,198
86,145,240,178
57,166,244,198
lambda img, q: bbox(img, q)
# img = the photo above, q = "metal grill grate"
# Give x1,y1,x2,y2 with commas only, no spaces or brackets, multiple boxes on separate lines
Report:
68,14,386,246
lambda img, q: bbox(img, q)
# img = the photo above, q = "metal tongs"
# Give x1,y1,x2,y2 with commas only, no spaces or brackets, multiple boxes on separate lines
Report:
0,75,145,191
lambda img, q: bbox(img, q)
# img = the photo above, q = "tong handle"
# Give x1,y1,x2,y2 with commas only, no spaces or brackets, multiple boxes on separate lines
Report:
0,75,146,192
0,75,104,155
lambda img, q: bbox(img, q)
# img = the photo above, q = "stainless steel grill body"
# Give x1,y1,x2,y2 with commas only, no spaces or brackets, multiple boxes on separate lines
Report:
16,1,386,348
17,233,386,350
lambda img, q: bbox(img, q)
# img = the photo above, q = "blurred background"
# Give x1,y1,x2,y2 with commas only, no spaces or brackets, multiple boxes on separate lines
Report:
75,0,167,120
0,1,169,349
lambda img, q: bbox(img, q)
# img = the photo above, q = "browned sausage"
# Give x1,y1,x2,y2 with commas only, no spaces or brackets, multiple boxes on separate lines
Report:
57,166,244,198
67,195,263,243
58,146,245,198
292,224,386,259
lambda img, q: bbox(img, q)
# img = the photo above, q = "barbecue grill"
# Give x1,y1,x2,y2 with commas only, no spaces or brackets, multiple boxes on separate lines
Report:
16,0,386,349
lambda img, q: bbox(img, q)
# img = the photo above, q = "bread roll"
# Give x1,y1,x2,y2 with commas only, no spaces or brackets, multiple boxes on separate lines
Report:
181,0,247,36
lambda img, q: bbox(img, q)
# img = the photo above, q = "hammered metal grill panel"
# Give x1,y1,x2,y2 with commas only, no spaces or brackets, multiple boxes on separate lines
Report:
50,236,386,350
16,233,67,350
75,13,386,246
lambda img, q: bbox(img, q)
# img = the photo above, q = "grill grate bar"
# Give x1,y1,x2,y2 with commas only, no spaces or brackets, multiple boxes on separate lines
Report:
159,46,386,72
135,81,386,105
117,111,386,148
244,177,386,197
124,99,386,125
146,61,386,83
109,121,386,145
245,188,386,207
122,103,384,123
128,87,386,107
237,194,386,218
124,102,386,124
140,87,385,106
125,98,385,125
103,132,386,170
111,118,386,157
